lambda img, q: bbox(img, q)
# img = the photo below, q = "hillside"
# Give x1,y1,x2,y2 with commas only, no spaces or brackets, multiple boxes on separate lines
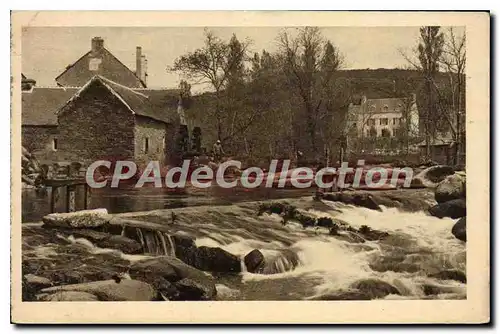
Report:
336,68,449,99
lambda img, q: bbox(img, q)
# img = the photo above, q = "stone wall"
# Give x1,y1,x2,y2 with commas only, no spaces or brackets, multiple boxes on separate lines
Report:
57,82,135,166
134,116,168,168
21,125,61,163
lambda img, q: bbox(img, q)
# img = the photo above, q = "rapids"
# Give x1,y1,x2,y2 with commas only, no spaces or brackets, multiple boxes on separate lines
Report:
23,195,465,300
117,198,466,300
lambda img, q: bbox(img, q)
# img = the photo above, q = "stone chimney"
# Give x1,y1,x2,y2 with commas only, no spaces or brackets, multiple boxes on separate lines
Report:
136,46,142,81
136,47,148,86
91,37,104,53
141,55,148,85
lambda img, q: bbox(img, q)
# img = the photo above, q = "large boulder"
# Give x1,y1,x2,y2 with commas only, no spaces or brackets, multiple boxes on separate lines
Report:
23,274,52,290
435,173,466,203
173,238,241,273
349,278,400,299
429,198,466,219
129,256,216,300
451,217,466,242
42,209,111,229
194,246,241,273
95,235,143,254
413,165,455,188
38,291,99,301
40,279,158,301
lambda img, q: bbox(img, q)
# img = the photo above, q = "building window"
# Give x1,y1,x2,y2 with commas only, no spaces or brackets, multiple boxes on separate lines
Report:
380,118,388,126
89,58,102,71
52,138,58,151
383,105,389,112
393,118,400,125
381,128,391,138
144,137,149,154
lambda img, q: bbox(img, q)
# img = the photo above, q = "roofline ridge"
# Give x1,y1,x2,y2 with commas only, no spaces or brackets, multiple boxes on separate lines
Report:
98,75,150,98
29,86,82,89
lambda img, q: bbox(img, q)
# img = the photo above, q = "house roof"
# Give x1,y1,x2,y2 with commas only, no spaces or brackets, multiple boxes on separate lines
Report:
417,134,454,147
55,48,146,88
365,97,407,113
22,87,80,126
59,76,180,124
22,76,181,126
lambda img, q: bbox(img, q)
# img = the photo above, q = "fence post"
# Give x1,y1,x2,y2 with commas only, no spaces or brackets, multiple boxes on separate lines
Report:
66,185,76,212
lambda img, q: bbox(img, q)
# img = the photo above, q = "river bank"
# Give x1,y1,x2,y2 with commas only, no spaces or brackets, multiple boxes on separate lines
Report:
22,188,466,301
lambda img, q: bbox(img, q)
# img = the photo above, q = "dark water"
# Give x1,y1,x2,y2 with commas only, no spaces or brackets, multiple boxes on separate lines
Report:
21,183,314,222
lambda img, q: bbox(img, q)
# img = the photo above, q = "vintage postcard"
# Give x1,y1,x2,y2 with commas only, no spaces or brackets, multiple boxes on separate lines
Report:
11,11,490,324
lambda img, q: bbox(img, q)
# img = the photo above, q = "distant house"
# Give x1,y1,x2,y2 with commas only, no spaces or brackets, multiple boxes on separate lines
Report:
22,76,181,167
347,95,419,138
417,132,465,165
55,37,147,88
345,95,420,155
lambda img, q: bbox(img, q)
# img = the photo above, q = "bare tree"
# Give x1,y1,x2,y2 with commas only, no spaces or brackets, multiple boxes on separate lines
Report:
170,29,250,141
440,27,466,165
277,27,344,160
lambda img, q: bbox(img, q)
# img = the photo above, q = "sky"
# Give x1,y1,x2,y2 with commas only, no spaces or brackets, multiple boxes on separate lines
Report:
21,26,456,93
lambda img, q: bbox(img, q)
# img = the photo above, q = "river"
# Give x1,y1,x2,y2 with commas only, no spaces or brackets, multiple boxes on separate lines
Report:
22,185,465,300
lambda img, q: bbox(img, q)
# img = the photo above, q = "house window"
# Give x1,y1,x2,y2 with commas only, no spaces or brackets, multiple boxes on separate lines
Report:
393,118,400,125
380,118,388,126
144,137,149,154
52,138,58,151
383,105,389,112
381,128,391,138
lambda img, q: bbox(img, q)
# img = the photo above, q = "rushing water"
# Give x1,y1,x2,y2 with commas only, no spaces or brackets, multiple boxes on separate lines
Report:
109,198,466,300
23,183,465,300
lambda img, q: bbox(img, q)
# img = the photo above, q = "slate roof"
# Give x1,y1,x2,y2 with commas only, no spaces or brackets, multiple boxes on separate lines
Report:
55,48,146,88
22,76,181,126
59,76,180,124
22,87,79,126
365,98,407,113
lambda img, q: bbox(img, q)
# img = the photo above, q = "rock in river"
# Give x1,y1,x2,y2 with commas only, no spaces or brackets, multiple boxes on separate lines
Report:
40,279,157,301
349,278,400,299
429,198,466,219
129,256,217,301
244,249,265,273
95,235,143,254
38,291,99,301
194,246,241,273
435,173,466,203
451,217,466,242
42,209,111,229
429,269,466,283
413,165,455,188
